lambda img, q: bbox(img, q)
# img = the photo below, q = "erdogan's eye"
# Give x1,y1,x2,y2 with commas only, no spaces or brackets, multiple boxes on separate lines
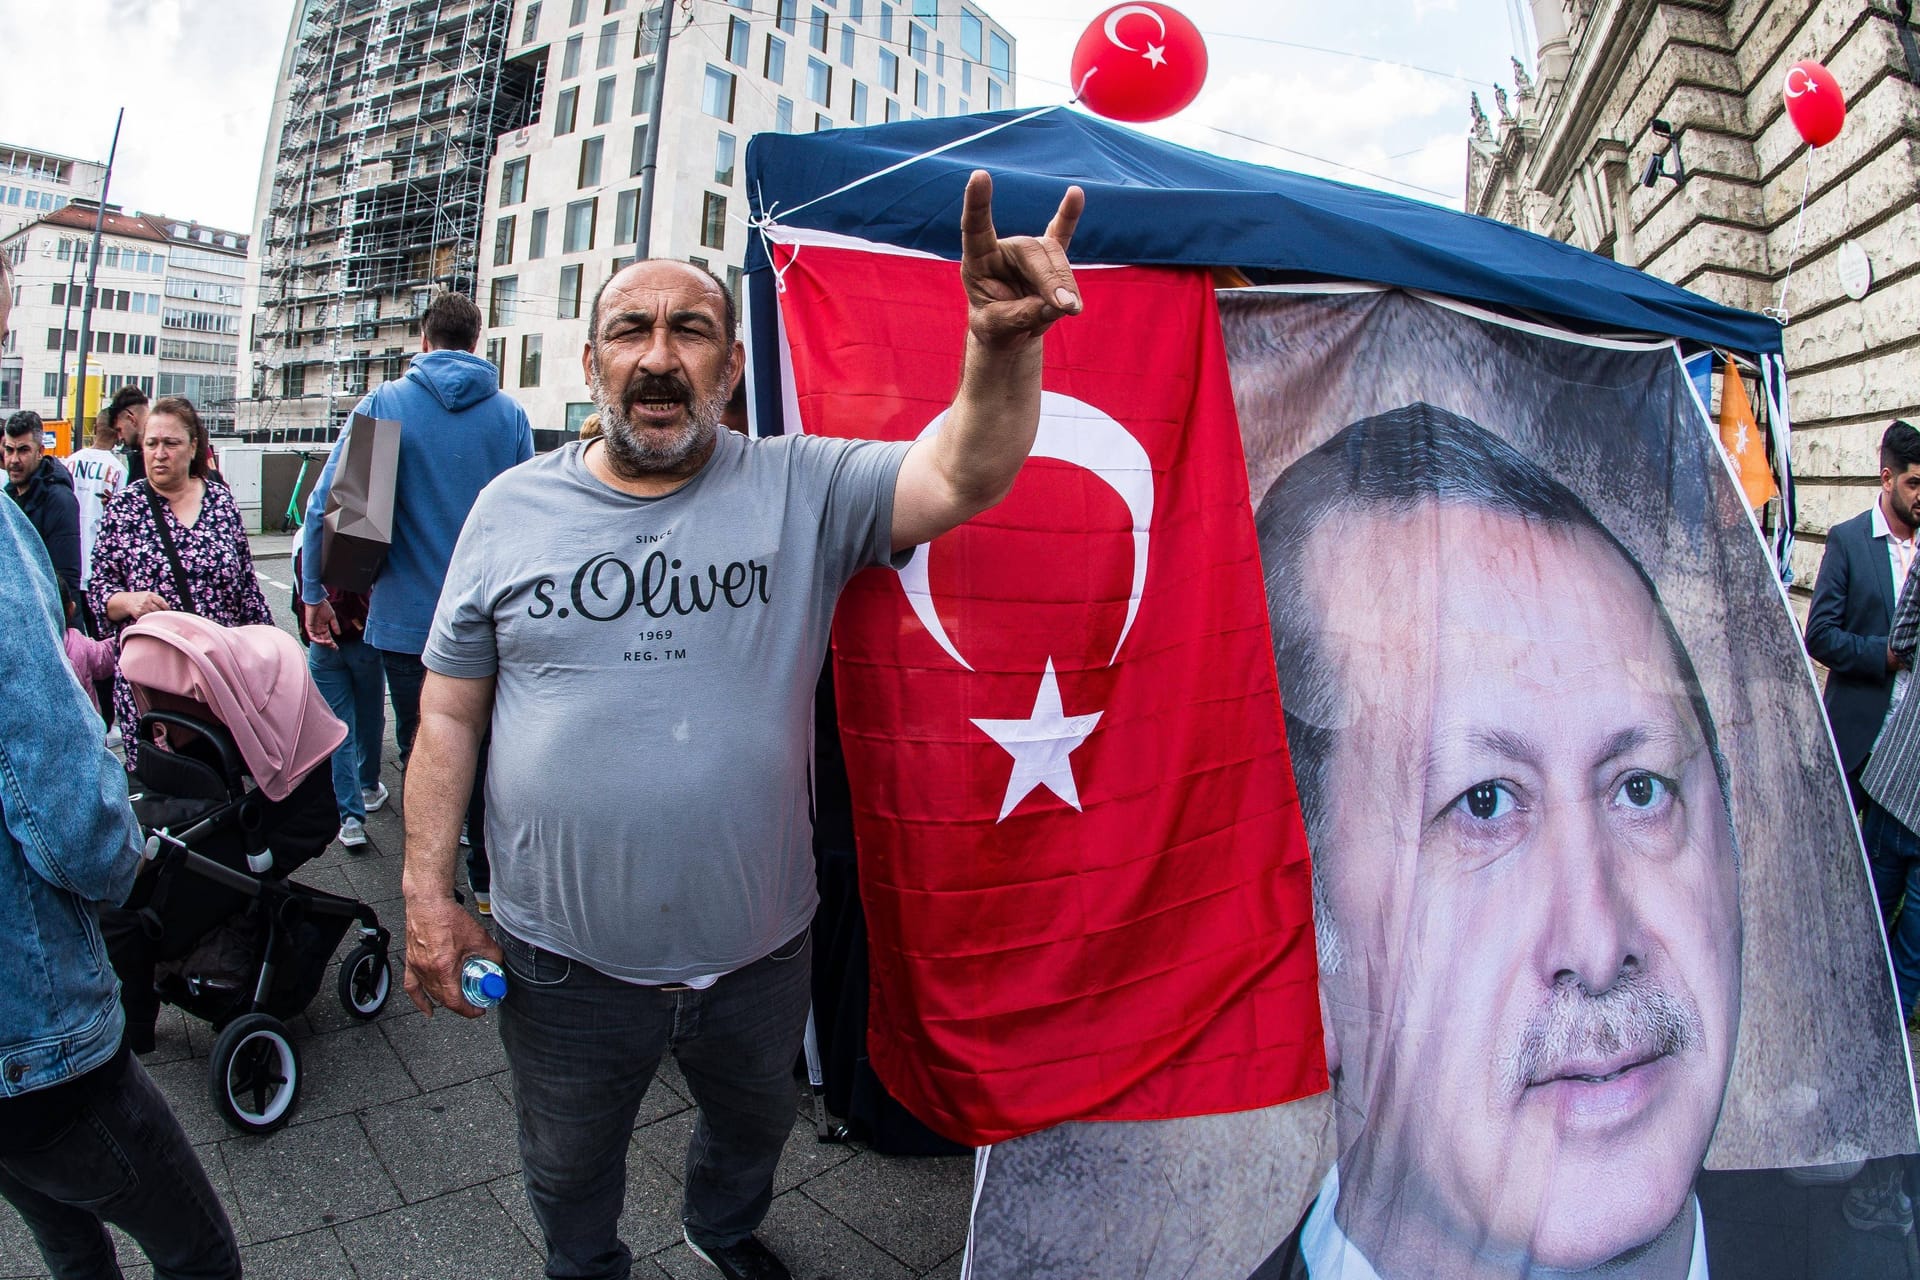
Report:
1453,781,1516,822
1613,771,1672,811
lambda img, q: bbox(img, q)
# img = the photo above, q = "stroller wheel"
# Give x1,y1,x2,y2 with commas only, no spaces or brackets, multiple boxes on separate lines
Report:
208,1013,301,1134
338,942,392,1020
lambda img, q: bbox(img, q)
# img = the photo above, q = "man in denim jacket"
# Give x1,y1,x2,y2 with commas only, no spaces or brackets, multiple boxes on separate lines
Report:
0,254,240,1279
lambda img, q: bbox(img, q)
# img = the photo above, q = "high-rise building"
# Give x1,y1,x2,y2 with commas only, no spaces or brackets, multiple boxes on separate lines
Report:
476,0,1017,433
0,203,245,429
0,144,106,240
241,0,539,441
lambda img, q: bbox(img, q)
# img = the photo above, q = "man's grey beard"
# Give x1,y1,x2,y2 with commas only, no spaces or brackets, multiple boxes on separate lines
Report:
590,360,729,477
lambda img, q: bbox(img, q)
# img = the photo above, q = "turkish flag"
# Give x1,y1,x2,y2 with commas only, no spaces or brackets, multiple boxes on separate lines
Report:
776,242,1325,1145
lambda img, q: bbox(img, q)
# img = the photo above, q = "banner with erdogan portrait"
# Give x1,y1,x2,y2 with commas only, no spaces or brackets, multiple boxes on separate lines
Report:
951,286,1920,1280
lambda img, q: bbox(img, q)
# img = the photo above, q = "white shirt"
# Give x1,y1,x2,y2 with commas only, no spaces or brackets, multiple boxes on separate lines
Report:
66,446,127,589
1298,1161,1708,1280
1873,499,1916,730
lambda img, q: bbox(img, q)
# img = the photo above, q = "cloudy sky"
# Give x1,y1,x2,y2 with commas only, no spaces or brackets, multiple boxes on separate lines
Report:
0,0,1529,232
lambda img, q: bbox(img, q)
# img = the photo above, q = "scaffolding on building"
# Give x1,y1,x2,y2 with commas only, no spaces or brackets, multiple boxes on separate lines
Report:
247,0,533,441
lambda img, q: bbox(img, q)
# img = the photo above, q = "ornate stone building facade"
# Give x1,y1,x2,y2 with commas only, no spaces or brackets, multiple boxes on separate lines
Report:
1467,0,1920,601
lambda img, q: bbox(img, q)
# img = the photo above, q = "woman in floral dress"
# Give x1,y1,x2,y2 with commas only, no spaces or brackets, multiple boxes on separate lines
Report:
87,397,272,768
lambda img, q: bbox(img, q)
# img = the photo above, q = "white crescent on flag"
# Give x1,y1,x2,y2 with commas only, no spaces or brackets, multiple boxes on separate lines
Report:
895,391,1155,673
1784,66,1814,97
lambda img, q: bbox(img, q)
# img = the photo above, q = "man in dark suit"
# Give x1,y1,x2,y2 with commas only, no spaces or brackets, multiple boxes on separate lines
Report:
1246,406,1916,1280
1805,421,1920,809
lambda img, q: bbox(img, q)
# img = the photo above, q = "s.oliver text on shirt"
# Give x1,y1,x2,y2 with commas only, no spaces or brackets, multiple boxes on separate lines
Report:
525,549,773,622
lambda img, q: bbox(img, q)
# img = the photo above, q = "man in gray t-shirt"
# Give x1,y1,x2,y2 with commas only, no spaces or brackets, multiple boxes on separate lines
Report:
401,172,1086,1280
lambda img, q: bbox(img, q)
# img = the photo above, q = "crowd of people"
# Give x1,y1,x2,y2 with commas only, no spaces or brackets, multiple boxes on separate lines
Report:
0,174,1083,1280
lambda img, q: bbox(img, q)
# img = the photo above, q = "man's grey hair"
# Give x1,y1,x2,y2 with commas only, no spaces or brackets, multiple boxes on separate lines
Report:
1255,403,1738,970
587,259,737,347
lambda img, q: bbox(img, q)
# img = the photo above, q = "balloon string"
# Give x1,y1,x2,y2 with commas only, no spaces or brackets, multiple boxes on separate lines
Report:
1765,157,1814,326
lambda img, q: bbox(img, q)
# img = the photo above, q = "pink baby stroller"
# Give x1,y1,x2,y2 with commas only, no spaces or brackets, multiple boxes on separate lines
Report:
106,613,394,1134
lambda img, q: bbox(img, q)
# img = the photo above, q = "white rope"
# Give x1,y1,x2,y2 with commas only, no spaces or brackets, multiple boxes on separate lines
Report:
750,100,1073,292
1764,156,1815,326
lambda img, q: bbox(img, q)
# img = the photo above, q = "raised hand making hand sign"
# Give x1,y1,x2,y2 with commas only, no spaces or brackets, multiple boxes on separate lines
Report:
960,170,1085,351
888,172,1088,550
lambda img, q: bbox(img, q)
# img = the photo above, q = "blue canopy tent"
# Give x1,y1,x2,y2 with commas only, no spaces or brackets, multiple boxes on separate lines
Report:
741,104,1793,559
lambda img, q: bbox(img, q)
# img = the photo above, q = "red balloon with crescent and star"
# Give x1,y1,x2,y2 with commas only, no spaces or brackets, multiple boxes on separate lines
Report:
1070,3,1208,123
1783,59,1845,148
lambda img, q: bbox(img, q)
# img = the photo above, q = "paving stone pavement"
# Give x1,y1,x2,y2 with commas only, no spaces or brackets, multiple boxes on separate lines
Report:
1,545,974,1280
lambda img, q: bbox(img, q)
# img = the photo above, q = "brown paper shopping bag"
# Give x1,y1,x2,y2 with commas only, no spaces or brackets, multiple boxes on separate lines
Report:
318,412,400,593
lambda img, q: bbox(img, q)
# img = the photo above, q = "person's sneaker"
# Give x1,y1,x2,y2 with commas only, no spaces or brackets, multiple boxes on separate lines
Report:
683,1228,791,1280
1844,1165,1915,1238
362,781,390,813
474,890,491,917
338,817,369,850
459,821,471,846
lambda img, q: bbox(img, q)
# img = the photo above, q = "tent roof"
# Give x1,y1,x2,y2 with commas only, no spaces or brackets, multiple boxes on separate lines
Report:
743,107,1782,356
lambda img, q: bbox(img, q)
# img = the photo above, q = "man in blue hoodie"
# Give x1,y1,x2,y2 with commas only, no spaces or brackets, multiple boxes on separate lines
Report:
300,290,533,906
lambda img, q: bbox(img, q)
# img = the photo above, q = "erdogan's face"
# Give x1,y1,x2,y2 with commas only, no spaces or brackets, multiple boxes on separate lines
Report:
1306,502,1740,1277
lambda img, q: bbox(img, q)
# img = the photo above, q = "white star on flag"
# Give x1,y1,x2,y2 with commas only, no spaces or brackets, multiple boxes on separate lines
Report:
1144,43,1168,67
1732,421,1750,455
971,658,1104,823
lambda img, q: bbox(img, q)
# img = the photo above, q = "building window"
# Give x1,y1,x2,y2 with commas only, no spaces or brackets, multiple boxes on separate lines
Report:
501,157,529,204
562,33,583,78
579,135,604,186
765,34,786,81
594,75,616,124
522,334,543,387
522,2,542,43
989,30,1010,78
285,364,305,397
878,48,897,92
807,57,831,105
597,21,618,68
489,276,519,326
632,64,657,114
777,0,797,33
486,338,506,387
529,208,550,259
849,0,863,19
809,6,828,51
559,264,583,317
564,198,597,253
568,402,595,434
606,0,626,10
714,132,737,185
851,80,868,123
912,0,934,15
908,22,925,63
936,37,945,75
885,96,901,122
615,189,639,243
701,192,727,250
43,372,60,398
727,15,750,65
913,69,927,109
775,96,794,133
635,9,661,56
839,23,855,66
703,65,737,120
938,82,946,114
815,112,832,131
569,0,587,23
988,79,1001,110
494,215,516,265
961,58,971,94
879,2,892,41
630,122,652,175
556,86,580,134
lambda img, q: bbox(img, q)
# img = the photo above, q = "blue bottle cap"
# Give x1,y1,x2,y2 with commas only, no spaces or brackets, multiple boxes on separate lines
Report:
480,971,507,1001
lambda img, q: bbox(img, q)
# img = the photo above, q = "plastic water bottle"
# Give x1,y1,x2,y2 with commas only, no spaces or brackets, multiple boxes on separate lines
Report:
460,957,508,1008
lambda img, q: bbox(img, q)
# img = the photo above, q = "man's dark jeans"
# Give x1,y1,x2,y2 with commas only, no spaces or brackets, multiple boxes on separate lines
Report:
379,648,491,893
0,1055,239,1279
1865,801,1920,1019
496,926,812,1280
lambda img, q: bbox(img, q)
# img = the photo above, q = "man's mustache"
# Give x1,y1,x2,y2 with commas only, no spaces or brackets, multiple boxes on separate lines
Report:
625,373,692,407
1502,969,1703,1092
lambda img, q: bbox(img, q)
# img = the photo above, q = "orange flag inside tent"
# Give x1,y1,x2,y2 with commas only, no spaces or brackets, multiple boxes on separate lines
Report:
1720,359,1779,509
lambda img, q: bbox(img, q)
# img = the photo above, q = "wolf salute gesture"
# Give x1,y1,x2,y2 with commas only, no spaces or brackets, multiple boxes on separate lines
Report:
398,174,1083,1280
